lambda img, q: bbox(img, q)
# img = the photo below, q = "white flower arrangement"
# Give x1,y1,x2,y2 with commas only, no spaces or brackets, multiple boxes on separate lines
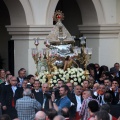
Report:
37,71,49,84
37,67,85,87
49,67,85,87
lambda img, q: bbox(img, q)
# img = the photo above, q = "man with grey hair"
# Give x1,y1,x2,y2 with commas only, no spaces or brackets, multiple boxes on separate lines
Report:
53,115,65,120
79,90,99,120
16,88,41,120
34,111,46,120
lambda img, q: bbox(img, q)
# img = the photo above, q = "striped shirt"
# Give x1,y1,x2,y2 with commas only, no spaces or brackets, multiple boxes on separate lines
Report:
79,97,99,120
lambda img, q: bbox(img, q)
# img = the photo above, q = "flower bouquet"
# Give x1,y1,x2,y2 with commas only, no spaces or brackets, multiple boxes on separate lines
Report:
37,67,85,87
50,67,85,87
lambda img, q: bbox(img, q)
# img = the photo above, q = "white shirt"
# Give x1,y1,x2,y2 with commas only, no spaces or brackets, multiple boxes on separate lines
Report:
11,86,17,96
18,77,24,87
5,81,9,85
35,89,40,92
75,95,82,111
99,95,105,105
42,93,46,109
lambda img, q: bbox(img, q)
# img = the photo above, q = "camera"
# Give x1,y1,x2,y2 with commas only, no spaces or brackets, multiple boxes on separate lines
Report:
44,88,60,99
26,83,32,89
52,88,60,99
44,91,52,99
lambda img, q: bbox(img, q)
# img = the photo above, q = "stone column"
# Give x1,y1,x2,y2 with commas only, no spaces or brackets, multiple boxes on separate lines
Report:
78,24,120,68
6,25,53,76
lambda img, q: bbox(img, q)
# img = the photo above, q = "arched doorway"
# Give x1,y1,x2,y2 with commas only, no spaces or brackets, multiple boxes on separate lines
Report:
0,0,11,70
48,0,101,46
0,0,27,75
55,0,82,37
47,0,101,33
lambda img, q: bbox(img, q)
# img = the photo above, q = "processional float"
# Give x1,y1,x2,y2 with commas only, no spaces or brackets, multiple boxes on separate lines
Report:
32,10,92,86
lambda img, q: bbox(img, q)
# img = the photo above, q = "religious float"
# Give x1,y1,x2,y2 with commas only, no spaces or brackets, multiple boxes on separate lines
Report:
32,10,92,87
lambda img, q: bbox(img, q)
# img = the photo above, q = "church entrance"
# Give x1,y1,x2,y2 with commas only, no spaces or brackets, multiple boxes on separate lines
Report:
55,0,82,37
0,0,14,74
55,0,83,47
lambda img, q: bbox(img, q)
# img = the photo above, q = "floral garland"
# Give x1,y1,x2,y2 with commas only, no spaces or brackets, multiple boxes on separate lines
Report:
37,67,85,87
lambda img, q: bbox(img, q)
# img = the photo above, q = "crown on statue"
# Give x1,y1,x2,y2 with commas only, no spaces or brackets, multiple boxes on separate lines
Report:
53,10,64,22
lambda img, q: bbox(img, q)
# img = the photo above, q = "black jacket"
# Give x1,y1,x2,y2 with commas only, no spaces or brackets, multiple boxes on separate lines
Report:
32,90,49,111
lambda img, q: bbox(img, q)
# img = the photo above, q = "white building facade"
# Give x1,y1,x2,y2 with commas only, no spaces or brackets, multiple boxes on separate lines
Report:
0,0,120,76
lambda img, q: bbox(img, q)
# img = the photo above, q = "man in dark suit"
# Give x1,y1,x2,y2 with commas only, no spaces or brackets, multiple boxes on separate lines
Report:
32,82,49,111
104,92,120,118
68,85,83,120
114,63,120,78
0,74,12,115
15,79,28,101
66,82,74,93
94,84,106,105
110,80,120,105
17,69,26,87
0,74,12,101
26,74,35,88
1,76,18,119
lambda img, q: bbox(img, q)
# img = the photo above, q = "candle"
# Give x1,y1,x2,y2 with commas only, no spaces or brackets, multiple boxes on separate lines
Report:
88,48,92,55
34,38,39,46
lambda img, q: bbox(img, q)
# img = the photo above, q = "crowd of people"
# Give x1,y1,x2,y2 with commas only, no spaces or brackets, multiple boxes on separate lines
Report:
0,62,120,120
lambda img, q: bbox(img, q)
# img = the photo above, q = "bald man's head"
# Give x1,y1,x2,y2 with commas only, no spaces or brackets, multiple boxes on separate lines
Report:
35,111,46,120
53,115,65,120
42,83,49,93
